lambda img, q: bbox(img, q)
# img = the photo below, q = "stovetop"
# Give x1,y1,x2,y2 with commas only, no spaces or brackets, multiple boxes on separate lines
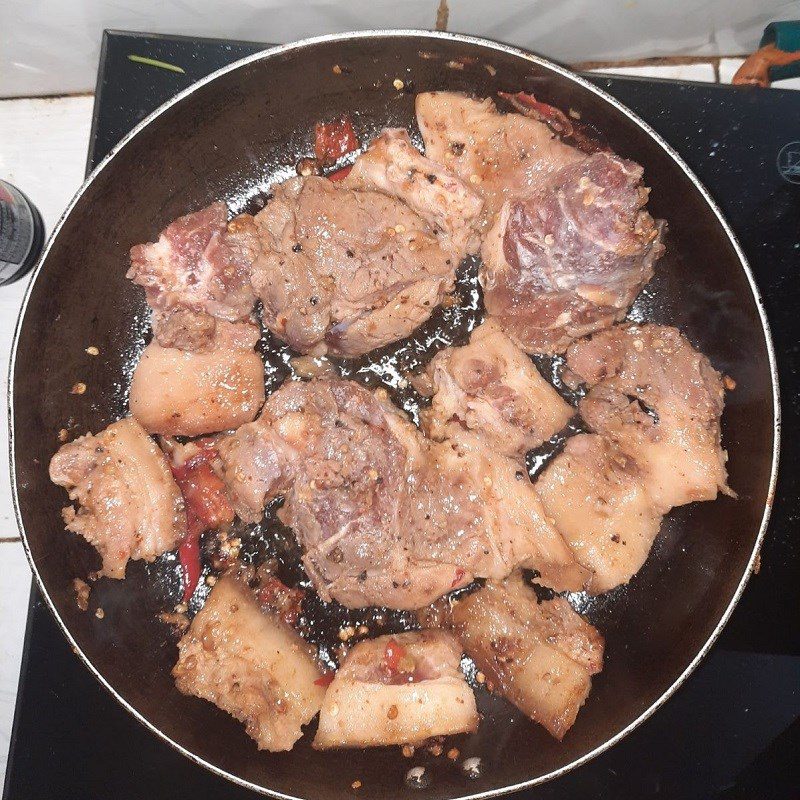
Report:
4,30,799,800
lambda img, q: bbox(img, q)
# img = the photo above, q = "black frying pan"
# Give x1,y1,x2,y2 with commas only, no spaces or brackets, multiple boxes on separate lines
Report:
10,30,779,800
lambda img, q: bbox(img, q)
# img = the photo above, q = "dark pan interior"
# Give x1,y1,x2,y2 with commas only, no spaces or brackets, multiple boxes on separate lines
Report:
11,33,776,800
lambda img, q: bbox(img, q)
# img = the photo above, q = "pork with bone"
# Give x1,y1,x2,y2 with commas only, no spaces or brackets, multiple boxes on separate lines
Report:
536,433,664,593
216,378,585,609
415,92,584,226
129,319,265,438
173,571,325,752
344,128,484,259
48,417,186,579
480,152,665,354
565,323,731,511
420,318,573,458
447,573,604,739
251,176,458,357
128,204,259,350
313,630,478,748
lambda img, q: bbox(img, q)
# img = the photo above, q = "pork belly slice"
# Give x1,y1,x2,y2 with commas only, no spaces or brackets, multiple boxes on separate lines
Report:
480,152,664,354
217,378,586,609
313,630,477,749
173,572,325,752
128,204,259,350
251,175,457,358
413,431,588,594
49,417,186,579
129,319,265,437
421,319,573,458
536,434,663,593
566,323,731,510
415,91,585,226
344,128,484,259
450,573,604,740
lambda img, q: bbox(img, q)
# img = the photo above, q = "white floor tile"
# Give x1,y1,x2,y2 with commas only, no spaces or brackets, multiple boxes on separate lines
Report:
589,63,716,82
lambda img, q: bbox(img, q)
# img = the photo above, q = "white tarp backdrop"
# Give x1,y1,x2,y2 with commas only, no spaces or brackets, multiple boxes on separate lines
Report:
2,0,799,97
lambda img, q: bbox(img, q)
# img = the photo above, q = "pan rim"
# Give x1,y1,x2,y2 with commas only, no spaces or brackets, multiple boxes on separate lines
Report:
7,28,781,800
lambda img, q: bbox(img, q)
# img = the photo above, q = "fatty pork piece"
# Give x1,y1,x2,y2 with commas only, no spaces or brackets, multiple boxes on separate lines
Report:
48,417,186,579
129,319,265,437
566,323,731,510
173,572,324,752
251,175,457,357
412,431,589,593
480,152,665,354
314,630,478,749
450,573,604,740
421,319,573,457
536,434,663,593
217,378,585,609
128,203,258,350
415,91,584,225
344,128,484,259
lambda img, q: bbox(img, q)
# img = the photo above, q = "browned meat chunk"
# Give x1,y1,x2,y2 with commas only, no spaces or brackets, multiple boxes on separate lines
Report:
173,572,325,752
344,128,484,259
314,630,477,748
48,417,186,578
416,92,584,225
129,320,265,437
421,319,573,457
450,573,604,739
251,176,456,357
536,434,664,593
128,203,258,349
566,323,731,510
480,152,665,354
217,378,585,609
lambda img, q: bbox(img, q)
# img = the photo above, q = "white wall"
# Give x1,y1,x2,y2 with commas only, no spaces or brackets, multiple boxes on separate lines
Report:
2,0,798,98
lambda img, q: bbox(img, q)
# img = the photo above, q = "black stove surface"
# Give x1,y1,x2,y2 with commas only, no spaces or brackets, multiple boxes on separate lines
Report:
4,30,799,800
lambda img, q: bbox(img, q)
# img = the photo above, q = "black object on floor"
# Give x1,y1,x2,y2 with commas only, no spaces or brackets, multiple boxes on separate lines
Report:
4,30,799,800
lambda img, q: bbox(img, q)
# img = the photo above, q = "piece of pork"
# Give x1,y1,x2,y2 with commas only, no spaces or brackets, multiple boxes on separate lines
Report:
129,319,265,437
173,572,324,752
344,128,484,259
421,319,573,458
536,434,664,593
313,630,477,749
450,573,604,740
48,417,186,578
251,176,456,357
565,324,730,510
411,431,588,593
480,152,665,354
217,378,585,609
415,91,584,225
128,204,259,350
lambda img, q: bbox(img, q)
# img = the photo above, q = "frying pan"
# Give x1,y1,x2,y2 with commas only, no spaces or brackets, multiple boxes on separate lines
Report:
9,30,779,800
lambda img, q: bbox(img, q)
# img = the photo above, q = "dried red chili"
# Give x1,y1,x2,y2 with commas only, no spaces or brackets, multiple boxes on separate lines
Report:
314,116,359,165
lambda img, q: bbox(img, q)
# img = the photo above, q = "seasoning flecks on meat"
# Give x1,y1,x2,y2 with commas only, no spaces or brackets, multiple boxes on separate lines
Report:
128,203,259,349
450,573,604,740
217,379,586,609
313,630,478,749
344,128,484,260
48,417,186,579
536,434,664,593
416,91,584,226
129,319,265,437
173,572,325,752
480,152,665,354
250,176,457,357
566,323,731,511
421,319,573,458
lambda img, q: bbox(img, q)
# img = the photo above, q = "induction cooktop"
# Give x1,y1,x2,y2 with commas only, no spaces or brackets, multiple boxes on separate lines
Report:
3,30,799,800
